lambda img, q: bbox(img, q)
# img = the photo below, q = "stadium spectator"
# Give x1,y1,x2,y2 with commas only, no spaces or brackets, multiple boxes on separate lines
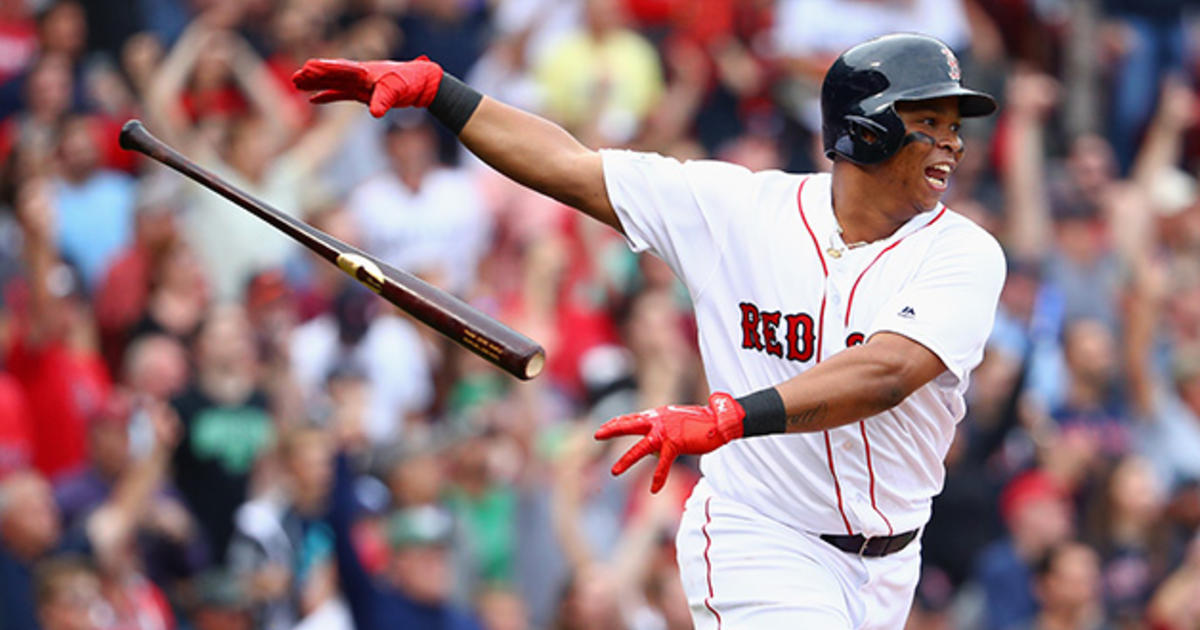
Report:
8,177,110,481
534,0,664,144
1103,0,1191,174
228,424,349,630
1028,541,1110,630
0,471,64,630
289,283,433,444
346,111,492,295
1082,456,1170,625
977,469,1075,630
170,305,274,557
2,387,177,630
52,389,206,592
0,0,88,121
1045,319,1130,458
54,393,142,528
49,114,135,288
145,19,354,301
124,238,208,350
328,447,485,630
0,52,72,172
92,178,183,370
121,334,189,404
32,555,107,630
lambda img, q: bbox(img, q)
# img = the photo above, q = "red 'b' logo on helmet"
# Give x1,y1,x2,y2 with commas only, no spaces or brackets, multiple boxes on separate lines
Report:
940,46,961,81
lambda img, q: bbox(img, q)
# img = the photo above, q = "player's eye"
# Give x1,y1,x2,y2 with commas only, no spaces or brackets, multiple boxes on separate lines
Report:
949,123,961,133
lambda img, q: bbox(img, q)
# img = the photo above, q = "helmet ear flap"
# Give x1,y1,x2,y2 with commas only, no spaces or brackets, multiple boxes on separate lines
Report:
845,115,888,147
836,111,905,164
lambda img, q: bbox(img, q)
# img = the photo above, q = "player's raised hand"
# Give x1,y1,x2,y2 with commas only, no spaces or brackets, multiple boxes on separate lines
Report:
595,393,746,493
291,56,444,118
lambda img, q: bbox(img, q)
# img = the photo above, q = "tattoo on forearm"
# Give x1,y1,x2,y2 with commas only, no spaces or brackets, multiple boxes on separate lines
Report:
786,402,828,430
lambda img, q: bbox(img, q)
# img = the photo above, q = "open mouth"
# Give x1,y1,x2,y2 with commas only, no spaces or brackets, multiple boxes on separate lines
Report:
924,164,951,191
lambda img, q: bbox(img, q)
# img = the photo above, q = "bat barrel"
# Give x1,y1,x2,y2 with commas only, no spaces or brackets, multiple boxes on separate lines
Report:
119,119,546,381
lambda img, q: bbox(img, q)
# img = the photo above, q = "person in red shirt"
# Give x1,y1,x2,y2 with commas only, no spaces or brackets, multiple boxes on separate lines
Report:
6,177,110,481
0,371,32,478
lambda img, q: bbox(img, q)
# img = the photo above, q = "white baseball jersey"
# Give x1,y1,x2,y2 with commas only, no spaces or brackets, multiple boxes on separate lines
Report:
602,149,1005,538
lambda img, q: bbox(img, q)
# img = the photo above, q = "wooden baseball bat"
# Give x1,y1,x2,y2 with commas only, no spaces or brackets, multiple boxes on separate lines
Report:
119,119,545,380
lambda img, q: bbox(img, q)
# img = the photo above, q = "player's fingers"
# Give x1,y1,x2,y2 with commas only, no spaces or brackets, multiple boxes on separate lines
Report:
308,89,365,105
593,413,651,441
295,58,365,77
368,81,400,118
650,444,678,494
610,436,658,477
291,59,367,90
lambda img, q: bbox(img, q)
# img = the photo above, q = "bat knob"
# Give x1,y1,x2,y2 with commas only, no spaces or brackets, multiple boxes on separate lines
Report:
523,351,546,380
119,119,146,151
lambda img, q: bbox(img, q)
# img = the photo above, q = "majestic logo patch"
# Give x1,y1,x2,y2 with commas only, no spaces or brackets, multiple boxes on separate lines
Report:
940,46,961,82
899,306,916,319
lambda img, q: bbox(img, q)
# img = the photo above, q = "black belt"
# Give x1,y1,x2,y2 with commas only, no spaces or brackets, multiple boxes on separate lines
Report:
819,529,919,557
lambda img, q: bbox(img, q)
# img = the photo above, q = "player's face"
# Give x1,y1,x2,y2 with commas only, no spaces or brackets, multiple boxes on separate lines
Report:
888,97,964,210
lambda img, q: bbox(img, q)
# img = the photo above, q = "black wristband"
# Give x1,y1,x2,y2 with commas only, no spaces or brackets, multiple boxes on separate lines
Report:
737,388,787,437
428,74,483,135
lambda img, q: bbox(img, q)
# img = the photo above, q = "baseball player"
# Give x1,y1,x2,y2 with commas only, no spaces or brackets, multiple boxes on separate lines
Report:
293,32,1005,629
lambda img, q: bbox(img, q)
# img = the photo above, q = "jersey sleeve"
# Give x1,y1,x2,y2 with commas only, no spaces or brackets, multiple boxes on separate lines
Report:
866,224,1007,385
600,149,753,297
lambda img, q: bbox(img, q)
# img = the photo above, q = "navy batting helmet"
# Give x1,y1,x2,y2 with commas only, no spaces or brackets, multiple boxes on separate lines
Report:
821,33,996,165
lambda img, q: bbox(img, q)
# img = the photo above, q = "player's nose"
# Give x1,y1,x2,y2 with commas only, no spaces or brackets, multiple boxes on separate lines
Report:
936,130,964,157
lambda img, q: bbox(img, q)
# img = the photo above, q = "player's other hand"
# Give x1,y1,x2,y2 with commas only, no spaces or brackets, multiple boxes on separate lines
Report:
291,56,443,118
594,393,745,493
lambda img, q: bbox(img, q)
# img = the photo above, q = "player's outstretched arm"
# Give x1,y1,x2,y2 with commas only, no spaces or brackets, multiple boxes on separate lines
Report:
457,97,617,229
292,57,619,231
594,332,945,492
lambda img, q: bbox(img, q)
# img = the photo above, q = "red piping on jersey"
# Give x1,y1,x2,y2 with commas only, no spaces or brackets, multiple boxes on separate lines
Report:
821,432,853,534
797,179,827,277
860,421,895,535
842,204,946,537
702,497,723,628
797,177,854,536
843,206,947,326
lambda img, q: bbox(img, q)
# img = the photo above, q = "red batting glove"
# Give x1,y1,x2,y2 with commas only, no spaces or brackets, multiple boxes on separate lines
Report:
594,393,745,493
291,57,444,118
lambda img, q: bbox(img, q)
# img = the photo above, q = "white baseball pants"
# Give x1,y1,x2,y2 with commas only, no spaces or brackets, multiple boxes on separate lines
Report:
675,479,921,630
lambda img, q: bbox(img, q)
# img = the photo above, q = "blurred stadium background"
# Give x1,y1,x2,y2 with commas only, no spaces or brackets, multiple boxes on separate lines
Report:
0,0,1198,629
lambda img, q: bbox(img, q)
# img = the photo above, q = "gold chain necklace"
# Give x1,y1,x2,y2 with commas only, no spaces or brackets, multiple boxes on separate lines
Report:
827,226,868,259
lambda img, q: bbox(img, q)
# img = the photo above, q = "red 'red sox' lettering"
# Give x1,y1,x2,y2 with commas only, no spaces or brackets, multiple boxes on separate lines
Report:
739,303,763,350
760,311,783,357
785,313,816,362
739,303,863,362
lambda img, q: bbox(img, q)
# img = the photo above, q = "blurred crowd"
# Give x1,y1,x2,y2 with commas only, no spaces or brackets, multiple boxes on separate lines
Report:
0,0,1198,629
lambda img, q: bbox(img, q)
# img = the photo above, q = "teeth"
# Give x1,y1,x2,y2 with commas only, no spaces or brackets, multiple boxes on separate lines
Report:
925,176,946,189
931,164,952,174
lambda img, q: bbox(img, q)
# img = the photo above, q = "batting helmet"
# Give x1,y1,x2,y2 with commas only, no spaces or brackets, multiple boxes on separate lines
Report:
821,33,996,165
